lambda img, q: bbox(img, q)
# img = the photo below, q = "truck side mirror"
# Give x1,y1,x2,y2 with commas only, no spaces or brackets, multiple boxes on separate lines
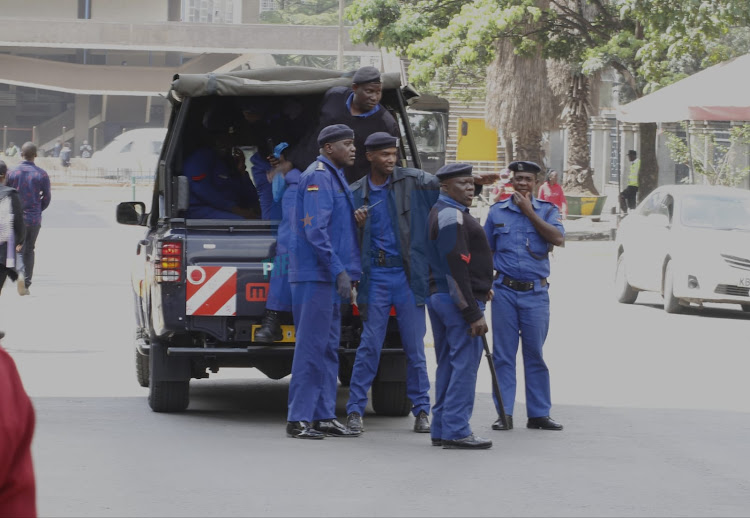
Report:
175,175,190,213
116,201,147,226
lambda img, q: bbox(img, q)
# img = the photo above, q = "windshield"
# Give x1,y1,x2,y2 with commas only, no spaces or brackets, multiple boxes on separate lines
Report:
680,193,750,231
407,112,445,153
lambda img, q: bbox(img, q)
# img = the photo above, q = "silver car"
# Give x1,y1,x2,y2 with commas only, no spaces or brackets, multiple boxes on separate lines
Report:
615,184,750,313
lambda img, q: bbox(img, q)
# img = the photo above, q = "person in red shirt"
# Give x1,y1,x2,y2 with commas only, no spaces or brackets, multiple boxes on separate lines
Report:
537,169,567,219
0,345,37,518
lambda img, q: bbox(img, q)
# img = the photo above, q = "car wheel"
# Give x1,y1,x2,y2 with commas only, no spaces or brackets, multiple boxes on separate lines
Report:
372,381,411,416
663,261,683,314
135,348,149,388
615,254,638,304
148,339,190,412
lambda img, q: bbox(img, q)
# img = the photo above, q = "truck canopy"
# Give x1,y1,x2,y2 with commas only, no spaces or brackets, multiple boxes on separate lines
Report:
170,67,403,100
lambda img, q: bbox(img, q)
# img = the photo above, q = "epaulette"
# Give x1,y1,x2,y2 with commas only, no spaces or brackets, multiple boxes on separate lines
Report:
315,161,326,171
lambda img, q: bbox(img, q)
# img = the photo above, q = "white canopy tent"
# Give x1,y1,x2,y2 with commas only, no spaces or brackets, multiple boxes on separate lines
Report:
618,53,750,123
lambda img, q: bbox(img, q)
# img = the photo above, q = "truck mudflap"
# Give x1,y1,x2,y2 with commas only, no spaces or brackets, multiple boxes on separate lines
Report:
185,265,269,317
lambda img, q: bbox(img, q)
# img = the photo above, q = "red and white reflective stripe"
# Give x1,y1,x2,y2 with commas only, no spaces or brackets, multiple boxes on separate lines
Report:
185,266,237,316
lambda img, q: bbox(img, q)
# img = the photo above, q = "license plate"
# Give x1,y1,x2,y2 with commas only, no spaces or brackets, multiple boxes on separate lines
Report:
739,277,750,288
251,324,296,343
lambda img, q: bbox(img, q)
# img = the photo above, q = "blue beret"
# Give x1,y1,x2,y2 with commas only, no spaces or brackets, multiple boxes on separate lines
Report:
364,132,399,151
435,163,473,180
508,161,541,173
318,124,354,147
352,66,381,85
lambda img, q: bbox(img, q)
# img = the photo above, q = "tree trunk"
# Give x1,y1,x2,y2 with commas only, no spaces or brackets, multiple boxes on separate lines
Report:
513,130,544,168
562,73,598,195
639,122,659,199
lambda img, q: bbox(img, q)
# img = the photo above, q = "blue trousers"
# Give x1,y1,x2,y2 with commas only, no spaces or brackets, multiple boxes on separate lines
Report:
346,267,430,417
287,281,340,422
266,254,291,312
491,282,551,418
427,293,484,441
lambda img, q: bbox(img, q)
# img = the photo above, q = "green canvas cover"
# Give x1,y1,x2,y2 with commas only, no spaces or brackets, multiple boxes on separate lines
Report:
170,66,403,99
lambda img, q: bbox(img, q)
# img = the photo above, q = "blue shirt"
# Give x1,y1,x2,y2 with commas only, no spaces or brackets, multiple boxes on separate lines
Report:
483,197,564,281
367,176,399,256
5,161,51,227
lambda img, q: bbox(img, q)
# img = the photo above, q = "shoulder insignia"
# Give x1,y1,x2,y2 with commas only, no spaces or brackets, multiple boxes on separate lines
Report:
316,161,325,171
191,174,207,181
307,184,319,192
460,253,471,264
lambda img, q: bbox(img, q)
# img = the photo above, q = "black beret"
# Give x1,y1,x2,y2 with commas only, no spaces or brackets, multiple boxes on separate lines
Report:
352,66,381,85
435,163,473,180
508,161,541,173
364,132,399,151
318,124,355,147
627,149,637,156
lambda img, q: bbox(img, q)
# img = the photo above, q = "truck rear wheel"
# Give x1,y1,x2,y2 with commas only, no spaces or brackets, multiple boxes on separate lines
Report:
149,381,189,413
135,349,149,388
372,381,411,416
148,339,190,412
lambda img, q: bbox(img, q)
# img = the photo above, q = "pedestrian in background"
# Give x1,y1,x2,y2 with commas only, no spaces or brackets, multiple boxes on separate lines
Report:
5,143,51,296
619,150,640,214
286,124,361,440
0,160,25,299
4,142,19,158
483,161,565,432
538,169,567,219
425,163,494,450
59,142,72,168
79,140,92,159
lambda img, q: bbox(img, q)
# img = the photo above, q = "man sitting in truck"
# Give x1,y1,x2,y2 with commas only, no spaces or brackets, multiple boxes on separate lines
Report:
184,108,261,220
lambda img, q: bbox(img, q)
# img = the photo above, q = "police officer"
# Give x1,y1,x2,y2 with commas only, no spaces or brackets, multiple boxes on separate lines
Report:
483,160,565,432
184,108,260,220
426,163,494,450
254,145,301,343
286,124,362,439
345,132,432,434
299,66,400,184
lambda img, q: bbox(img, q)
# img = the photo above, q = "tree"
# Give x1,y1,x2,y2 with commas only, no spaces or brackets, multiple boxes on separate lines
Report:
665,124,750,187
348,0,750,199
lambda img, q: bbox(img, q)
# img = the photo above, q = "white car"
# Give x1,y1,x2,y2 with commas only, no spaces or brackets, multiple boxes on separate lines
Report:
615,184,750,313
90,127,167,177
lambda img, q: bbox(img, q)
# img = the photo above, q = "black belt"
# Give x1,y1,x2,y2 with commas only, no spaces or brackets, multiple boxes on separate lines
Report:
497,275,547,292
372,249,403,268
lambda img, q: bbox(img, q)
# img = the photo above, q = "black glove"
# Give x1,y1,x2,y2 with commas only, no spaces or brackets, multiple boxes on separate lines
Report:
336,271,352,300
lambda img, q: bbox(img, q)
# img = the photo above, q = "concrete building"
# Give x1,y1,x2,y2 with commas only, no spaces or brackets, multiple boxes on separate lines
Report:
0,0,378,155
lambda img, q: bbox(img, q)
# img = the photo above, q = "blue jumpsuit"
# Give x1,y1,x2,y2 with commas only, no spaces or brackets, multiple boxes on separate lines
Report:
426,195,493,441
265,168,300,312
345,175,430,418
184,148,259,219
483,197,564,419
287,156,361,423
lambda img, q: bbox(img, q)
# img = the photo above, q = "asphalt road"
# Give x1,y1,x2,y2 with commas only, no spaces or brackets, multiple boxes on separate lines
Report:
3,185,750,517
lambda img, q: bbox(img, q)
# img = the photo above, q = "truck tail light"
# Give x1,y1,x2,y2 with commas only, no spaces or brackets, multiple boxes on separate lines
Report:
155,240,182,282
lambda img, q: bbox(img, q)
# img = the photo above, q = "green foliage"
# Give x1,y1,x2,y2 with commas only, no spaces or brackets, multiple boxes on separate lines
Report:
261,0,349,25
665,123,750,187
273,54,362,70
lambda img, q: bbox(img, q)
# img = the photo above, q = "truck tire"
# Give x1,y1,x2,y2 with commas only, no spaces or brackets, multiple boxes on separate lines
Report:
148,339,190,412
338,358,353,386
149,381,189,413
135,349,149,388
372,381,411,416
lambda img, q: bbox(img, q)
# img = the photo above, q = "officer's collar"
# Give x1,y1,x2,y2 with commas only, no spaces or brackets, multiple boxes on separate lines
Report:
346,92,381,118
438,193,470,213
367,173,391,191
316,155,344,175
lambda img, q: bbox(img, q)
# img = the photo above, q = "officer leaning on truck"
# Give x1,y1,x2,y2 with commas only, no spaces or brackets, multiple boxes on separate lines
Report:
285,124,362,440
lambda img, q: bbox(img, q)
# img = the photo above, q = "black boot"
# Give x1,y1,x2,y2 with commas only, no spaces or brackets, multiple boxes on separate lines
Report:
254,310,283,343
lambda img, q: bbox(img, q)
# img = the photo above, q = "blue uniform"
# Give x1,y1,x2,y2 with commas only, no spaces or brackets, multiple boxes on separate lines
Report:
426,195,493,441
265,168,301,312
345,175,430,418
483,197,564,418
184,148,259,219
250,153,282,220
287,156,361,422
